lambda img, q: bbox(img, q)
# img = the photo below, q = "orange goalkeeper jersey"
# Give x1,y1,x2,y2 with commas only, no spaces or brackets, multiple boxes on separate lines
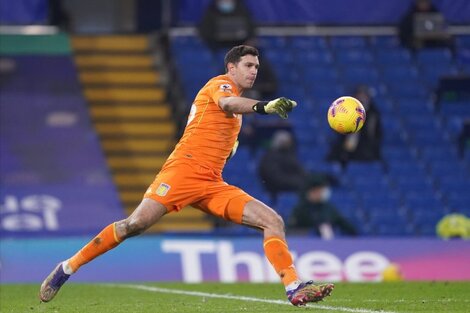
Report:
166,74,242,174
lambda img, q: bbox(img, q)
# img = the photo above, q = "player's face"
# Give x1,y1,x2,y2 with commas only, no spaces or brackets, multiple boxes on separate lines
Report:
230,55,259,89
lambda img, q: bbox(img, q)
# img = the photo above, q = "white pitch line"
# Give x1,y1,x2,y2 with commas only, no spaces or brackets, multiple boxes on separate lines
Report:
106,283,399,313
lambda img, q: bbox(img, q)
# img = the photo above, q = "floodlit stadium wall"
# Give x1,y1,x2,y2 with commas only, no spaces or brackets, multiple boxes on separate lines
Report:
1,236,469,283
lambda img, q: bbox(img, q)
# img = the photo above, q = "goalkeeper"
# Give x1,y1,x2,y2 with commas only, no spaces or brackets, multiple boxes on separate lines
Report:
39,45,334,306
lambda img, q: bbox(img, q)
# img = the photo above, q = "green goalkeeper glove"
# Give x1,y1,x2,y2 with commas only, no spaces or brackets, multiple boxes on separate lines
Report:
252,97,297,119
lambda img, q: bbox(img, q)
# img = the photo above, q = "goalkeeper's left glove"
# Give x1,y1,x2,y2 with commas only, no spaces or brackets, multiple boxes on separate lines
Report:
252,97,297,119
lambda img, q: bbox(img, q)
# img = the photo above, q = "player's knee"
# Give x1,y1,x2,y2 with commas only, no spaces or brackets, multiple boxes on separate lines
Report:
119,217,147,238
268,212,285,233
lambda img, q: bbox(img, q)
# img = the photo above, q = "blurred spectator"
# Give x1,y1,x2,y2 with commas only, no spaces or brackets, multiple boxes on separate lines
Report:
458,119,470,158
258,130,307,203
240,115,291,156
198,0,255,51
327,85,383,168
48,0,71,31
398,0,453,50
288,174,357,239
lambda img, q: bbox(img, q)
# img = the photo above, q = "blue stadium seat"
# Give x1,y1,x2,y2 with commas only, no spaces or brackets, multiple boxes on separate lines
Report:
382,145,414,160
265,50,293,65
410,206,446,226
353,176,390,192
299,50,334,66
341,66,381,86
276,192,299,220
330,36,367,48
362,194,401,212
382,66,420,81
290,36,328,50
376,48,412,65
387,161,426,177
401,115,439,132
395,98,434,116
273,64,301,83
373,97,395,114
354,82,388,98
420,65,459,88
421,148,456,163
257,36,288,49
376,224,416,236
455,35,470,48
171,36,206,50
335,50,374,66
410,129,447,146
310,84,345,99
174,49,214,66
446,193,470,212
405,195,443,211
370,35,401,49
387,81,428,98
278,87,306,103
302,65,339,82
438,176,470,194
416,223,438,237
440,101,470,116
444,116,465,138
381,120,407,145
416,48,453,66
346,161,384,175
368,209,407,221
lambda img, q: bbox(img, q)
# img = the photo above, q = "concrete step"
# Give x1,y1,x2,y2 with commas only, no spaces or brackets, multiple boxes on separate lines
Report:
72,35,150,52
75,55,154,68
94,122,174,136
79,70,159,85
107,155,167,170
84,87,165,102
101,138,173,153
90,105,170,119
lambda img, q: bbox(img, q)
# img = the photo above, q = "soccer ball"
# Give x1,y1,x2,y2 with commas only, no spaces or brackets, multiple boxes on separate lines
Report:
327,96,366,134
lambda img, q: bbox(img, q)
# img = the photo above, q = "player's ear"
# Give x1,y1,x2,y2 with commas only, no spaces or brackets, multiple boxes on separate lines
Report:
227,62,236,74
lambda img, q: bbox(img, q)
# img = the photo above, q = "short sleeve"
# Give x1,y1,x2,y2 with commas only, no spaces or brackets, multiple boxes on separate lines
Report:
209,80,237,107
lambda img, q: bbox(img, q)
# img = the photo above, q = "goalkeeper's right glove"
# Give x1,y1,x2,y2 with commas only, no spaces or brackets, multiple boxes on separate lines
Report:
252,97,297,119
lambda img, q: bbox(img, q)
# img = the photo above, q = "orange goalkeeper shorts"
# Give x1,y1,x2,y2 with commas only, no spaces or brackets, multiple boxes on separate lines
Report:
143,159,253,224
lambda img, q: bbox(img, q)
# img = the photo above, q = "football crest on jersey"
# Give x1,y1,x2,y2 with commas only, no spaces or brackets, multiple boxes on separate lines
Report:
220,83,233,93
156,183,171,196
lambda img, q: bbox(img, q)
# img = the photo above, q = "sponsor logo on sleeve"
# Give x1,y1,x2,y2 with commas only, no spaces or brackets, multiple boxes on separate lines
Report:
220,84,233,93
156,183,171,196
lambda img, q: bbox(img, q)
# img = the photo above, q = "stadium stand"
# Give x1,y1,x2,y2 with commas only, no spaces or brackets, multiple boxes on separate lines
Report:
170,33,470,237
72,35,213,233
0,35,124,236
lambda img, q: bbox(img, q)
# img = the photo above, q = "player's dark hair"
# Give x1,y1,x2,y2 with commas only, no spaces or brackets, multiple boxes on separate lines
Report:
224,45,259,72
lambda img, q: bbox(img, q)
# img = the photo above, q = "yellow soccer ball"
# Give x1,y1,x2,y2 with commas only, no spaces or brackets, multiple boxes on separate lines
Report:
327,96,366,134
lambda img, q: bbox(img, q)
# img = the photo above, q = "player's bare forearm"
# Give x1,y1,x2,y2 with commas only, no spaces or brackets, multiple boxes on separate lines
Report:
218,96,258,114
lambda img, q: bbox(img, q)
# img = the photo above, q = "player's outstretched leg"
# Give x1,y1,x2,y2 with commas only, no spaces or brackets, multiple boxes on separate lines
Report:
241,199,334,306
39,198,167,302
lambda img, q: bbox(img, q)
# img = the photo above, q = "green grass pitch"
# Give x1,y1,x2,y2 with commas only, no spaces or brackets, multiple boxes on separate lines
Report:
1,282,469,313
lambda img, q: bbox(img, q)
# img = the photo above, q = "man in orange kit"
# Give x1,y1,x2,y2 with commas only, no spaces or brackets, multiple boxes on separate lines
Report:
39,45,334,306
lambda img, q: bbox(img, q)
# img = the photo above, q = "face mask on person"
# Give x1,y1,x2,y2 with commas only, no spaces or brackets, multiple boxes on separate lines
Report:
320,187,331,202
217,0,236,13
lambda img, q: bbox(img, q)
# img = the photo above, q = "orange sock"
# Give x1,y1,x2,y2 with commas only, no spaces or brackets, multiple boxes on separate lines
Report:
263,236,299,286
68,223,122,273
